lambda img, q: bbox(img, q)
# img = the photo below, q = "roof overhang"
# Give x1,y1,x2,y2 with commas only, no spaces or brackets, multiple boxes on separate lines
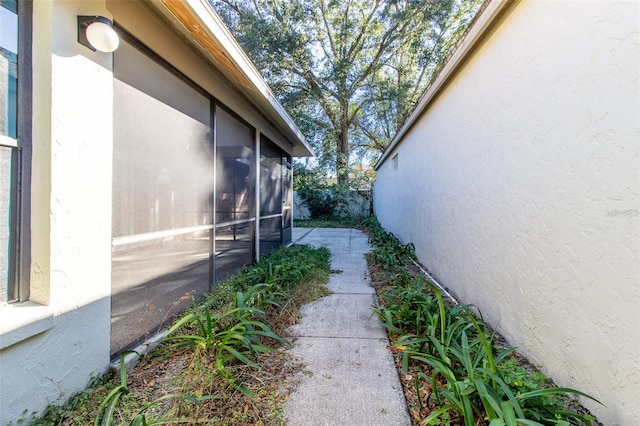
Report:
374,0,517,170
148,0,314,157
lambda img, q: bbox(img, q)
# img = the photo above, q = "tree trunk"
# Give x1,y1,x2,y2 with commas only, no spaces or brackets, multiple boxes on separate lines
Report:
336,122,350,185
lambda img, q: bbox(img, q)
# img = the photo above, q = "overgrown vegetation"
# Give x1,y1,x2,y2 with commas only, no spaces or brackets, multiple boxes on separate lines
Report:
293,217,359,228
212,0,484,181
293,162,373,220
25,245,331,426
361,216,603,425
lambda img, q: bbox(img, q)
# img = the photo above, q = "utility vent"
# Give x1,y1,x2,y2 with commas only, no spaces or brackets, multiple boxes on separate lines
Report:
392,153,398,171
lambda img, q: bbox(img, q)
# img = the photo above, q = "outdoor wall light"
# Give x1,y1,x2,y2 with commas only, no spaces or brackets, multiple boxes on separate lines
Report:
77,16,120,53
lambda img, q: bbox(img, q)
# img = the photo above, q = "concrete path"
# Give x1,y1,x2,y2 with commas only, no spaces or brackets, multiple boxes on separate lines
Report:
282,228,411,426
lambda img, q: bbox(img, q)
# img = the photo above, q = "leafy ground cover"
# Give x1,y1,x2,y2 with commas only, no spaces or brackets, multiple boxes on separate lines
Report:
293,217,359,228
24,244,331,426
360,216,603,426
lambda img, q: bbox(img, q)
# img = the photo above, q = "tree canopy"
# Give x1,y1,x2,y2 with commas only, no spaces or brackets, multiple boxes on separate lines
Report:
211,0,483,184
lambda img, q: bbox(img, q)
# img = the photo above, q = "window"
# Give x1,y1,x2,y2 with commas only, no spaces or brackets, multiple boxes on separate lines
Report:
1,0,30,304
258,137,293,253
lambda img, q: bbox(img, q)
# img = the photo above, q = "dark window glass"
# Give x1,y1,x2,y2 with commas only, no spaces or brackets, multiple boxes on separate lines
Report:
1,0,18,139
282,155,292,244
260,138,283,216
215,107,254,224
113,38,213,238
259,216,281,255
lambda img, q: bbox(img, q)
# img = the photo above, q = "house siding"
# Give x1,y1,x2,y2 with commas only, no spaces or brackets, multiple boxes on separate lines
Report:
0,0,308,423
0,1,113,423
374,1,640,424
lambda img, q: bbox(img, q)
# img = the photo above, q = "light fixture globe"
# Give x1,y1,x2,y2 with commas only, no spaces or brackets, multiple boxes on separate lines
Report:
78,16,120,53
86,21,119,52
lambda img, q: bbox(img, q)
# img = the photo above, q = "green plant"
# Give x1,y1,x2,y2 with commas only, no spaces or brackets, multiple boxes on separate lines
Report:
163,291,287,394
94,353,199,426
26,244,332,426
365,221,603,425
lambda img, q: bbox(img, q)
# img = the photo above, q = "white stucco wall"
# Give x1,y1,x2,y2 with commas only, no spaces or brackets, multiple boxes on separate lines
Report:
0,1,309,422
0,1,113,423
374,1,639,425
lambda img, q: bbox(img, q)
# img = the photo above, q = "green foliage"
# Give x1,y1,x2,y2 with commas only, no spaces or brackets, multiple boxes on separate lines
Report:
94,353,199,426
163,245,330,394
200,244,330,311
366,218,602,425
293,217,360,228
26,244,332,426
299,187,336,219
385,277,602,424
212,0,484,179
293,162,373,219
364,216,416,274
292,163,334,218
163,292,287,394
162,244,330,395
293,162,328,192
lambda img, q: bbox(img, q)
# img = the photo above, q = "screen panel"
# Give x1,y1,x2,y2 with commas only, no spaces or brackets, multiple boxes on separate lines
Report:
214,106,255,282
112,36,213,354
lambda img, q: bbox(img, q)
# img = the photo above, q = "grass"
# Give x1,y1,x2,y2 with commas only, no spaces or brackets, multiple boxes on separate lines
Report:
361,216,603,426
24,244,331,426
293,216,360,228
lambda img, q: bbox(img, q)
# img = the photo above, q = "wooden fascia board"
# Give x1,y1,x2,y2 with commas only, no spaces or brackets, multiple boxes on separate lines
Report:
153,0,314,156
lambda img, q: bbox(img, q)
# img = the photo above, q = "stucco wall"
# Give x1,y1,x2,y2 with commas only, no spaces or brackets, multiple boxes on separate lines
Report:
374,1,639,424
0,0,113,423
0,1,307,422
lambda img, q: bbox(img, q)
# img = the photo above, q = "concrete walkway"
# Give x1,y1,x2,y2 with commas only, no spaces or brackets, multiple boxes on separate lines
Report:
282,228,411,426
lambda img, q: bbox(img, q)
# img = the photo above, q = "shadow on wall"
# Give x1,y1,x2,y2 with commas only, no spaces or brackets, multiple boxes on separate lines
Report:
1,298,111,425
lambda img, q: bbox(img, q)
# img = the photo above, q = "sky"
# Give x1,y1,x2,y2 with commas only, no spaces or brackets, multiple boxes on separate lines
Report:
0,4,18,54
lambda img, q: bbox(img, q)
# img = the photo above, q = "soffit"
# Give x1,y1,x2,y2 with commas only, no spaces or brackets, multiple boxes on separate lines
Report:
147,0,313,157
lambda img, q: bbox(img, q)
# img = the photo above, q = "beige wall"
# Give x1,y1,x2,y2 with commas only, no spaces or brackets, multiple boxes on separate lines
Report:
0,1,304,423
374,1,639,424
0,0,113,423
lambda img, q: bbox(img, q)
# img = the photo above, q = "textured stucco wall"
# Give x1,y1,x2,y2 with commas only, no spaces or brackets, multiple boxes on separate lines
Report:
0,0,113,423
374,2,639,425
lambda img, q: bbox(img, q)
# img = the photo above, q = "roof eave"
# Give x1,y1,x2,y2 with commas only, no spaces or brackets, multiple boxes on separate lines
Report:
150,0,314,157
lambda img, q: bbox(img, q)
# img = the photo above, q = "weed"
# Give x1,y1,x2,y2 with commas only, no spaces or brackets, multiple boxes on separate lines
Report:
162,291,288,394
26,244,332,425
93,352,199,426
364,218,603,425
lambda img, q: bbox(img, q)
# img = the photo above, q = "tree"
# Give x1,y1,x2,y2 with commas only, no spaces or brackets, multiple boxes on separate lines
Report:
212,0,483,184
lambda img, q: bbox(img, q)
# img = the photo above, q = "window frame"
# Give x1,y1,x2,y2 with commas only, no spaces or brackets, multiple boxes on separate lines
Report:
1,0,32,304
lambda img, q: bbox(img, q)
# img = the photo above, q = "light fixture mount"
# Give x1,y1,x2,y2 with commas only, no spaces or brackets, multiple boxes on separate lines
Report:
77,15,120,53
